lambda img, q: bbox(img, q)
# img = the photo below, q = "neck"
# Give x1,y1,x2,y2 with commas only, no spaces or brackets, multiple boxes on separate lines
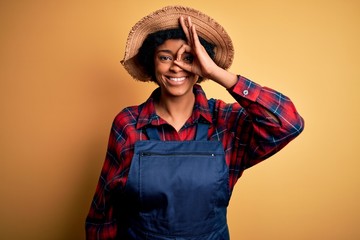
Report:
155,91,195,132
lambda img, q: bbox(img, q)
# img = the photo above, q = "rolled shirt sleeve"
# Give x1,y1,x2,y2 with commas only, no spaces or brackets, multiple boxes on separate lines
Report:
227,75,304,170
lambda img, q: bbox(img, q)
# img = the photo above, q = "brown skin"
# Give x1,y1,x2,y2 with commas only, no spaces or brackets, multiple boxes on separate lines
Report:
154,16,277,131
153,39,198,131
175,16,238,88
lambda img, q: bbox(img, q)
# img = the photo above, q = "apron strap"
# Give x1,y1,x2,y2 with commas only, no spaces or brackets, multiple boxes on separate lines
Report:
195,122,209,141
145,122,209,141
144,99,214,141
145,127,161,140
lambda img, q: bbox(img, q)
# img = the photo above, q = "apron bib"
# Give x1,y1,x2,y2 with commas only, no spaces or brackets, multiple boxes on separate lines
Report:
123,123,230,239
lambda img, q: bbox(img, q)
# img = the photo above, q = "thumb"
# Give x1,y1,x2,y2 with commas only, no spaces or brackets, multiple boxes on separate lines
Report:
173,59,192,72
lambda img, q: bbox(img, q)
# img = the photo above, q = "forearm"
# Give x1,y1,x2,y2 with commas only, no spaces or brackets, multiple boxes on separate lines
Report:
208,66,238,89
227,75,304,161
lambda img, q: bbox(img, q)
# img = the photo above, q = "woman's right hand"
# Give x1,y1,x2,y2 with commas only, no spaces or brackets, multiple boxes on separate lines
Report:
174,16,219,79
175,16,237,88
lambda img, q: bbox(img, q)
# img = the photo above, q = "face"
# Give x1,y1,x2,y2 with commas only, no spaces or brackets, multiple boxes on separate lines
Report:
154,39,199,98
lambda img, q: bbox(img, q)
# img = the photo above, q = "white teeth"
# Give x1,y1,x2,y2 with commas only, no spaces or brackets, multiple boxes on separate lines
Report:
169,77,186,82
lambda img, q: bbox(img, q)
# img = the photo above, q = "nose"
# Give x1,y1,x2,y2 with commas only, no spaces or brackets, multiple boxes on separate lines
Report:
169,61,183,73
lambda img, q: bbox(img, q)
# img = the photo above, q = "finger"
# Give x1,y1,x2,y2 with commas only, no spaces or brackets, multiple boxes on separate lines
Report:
179,16,190,42
174,58,192,72
187,17,194,45
176,44,192,61
175,44,193,72
190,24,202,52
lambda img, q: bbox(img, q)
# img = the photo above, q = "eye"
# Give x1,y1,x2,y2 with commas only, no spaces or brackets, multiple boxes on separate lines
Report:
158,55,173,62
183,54,194,63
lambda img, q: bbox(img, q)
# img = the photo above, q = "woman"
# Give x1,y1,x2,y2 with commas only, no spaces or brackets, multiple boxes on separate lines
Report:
86,5,304,240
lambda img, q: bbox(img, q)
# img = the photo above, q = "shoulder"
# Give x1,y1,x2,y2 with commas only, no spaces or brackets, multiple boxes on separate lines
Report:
110,105,141,142
112,105,140,128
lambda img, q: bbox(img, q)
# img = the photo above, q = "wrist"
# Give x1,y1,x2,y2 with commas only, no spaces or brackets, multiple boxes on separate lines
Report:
210,67,238,89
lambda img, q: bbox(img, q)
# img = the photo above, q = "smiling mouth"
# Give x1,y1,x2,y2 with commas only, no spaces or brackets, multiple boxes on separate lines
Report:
168,76,186,82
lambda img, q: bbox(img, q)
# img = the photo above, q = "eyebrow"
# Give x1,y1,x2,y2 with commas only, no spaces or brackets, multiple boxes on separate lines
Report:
155,49,192,56
155,49,174,54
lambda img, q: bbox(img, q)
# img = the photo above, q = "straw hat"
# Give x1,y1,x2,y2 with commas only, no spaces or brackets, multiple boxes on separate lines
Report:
121,5,234,82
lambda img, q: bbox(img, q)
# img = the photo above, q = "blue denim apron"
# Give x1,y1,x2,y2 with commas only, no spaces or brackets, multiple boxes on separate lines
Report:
123,123,230,239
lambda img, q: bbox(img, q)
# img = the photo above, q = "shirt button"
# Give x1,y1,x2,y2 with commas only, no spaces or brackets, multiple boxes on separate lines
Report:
243,90,249,96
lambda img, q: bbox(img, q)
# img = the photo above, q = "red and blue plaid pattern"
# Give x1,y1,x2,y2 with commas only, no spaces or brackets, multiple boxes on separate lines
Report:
85,75,304,239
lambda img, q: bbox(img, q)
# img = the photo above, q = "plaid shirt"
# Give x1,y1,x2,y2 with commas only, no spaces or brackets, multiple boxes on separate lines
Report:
85,76,304,239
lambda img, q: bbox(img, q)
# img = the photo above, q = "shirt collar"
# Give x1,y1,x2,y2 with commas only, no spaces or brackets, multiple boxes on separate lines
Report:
136,84,213,130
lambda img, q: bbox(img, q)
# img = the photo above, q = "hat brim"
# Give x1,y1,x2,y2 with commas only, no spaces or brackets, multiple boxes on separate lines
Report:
121,5,234,82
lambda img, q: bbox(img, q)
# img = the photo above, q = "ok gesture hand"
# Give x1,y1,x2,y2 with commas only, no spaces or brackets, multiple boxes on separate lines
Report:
174,16,219,80
175,16,237,88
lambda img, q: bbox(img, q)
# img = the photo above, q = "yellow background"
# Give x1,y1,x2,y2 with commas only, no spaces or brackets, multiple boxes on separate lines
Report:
1,0,359,239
